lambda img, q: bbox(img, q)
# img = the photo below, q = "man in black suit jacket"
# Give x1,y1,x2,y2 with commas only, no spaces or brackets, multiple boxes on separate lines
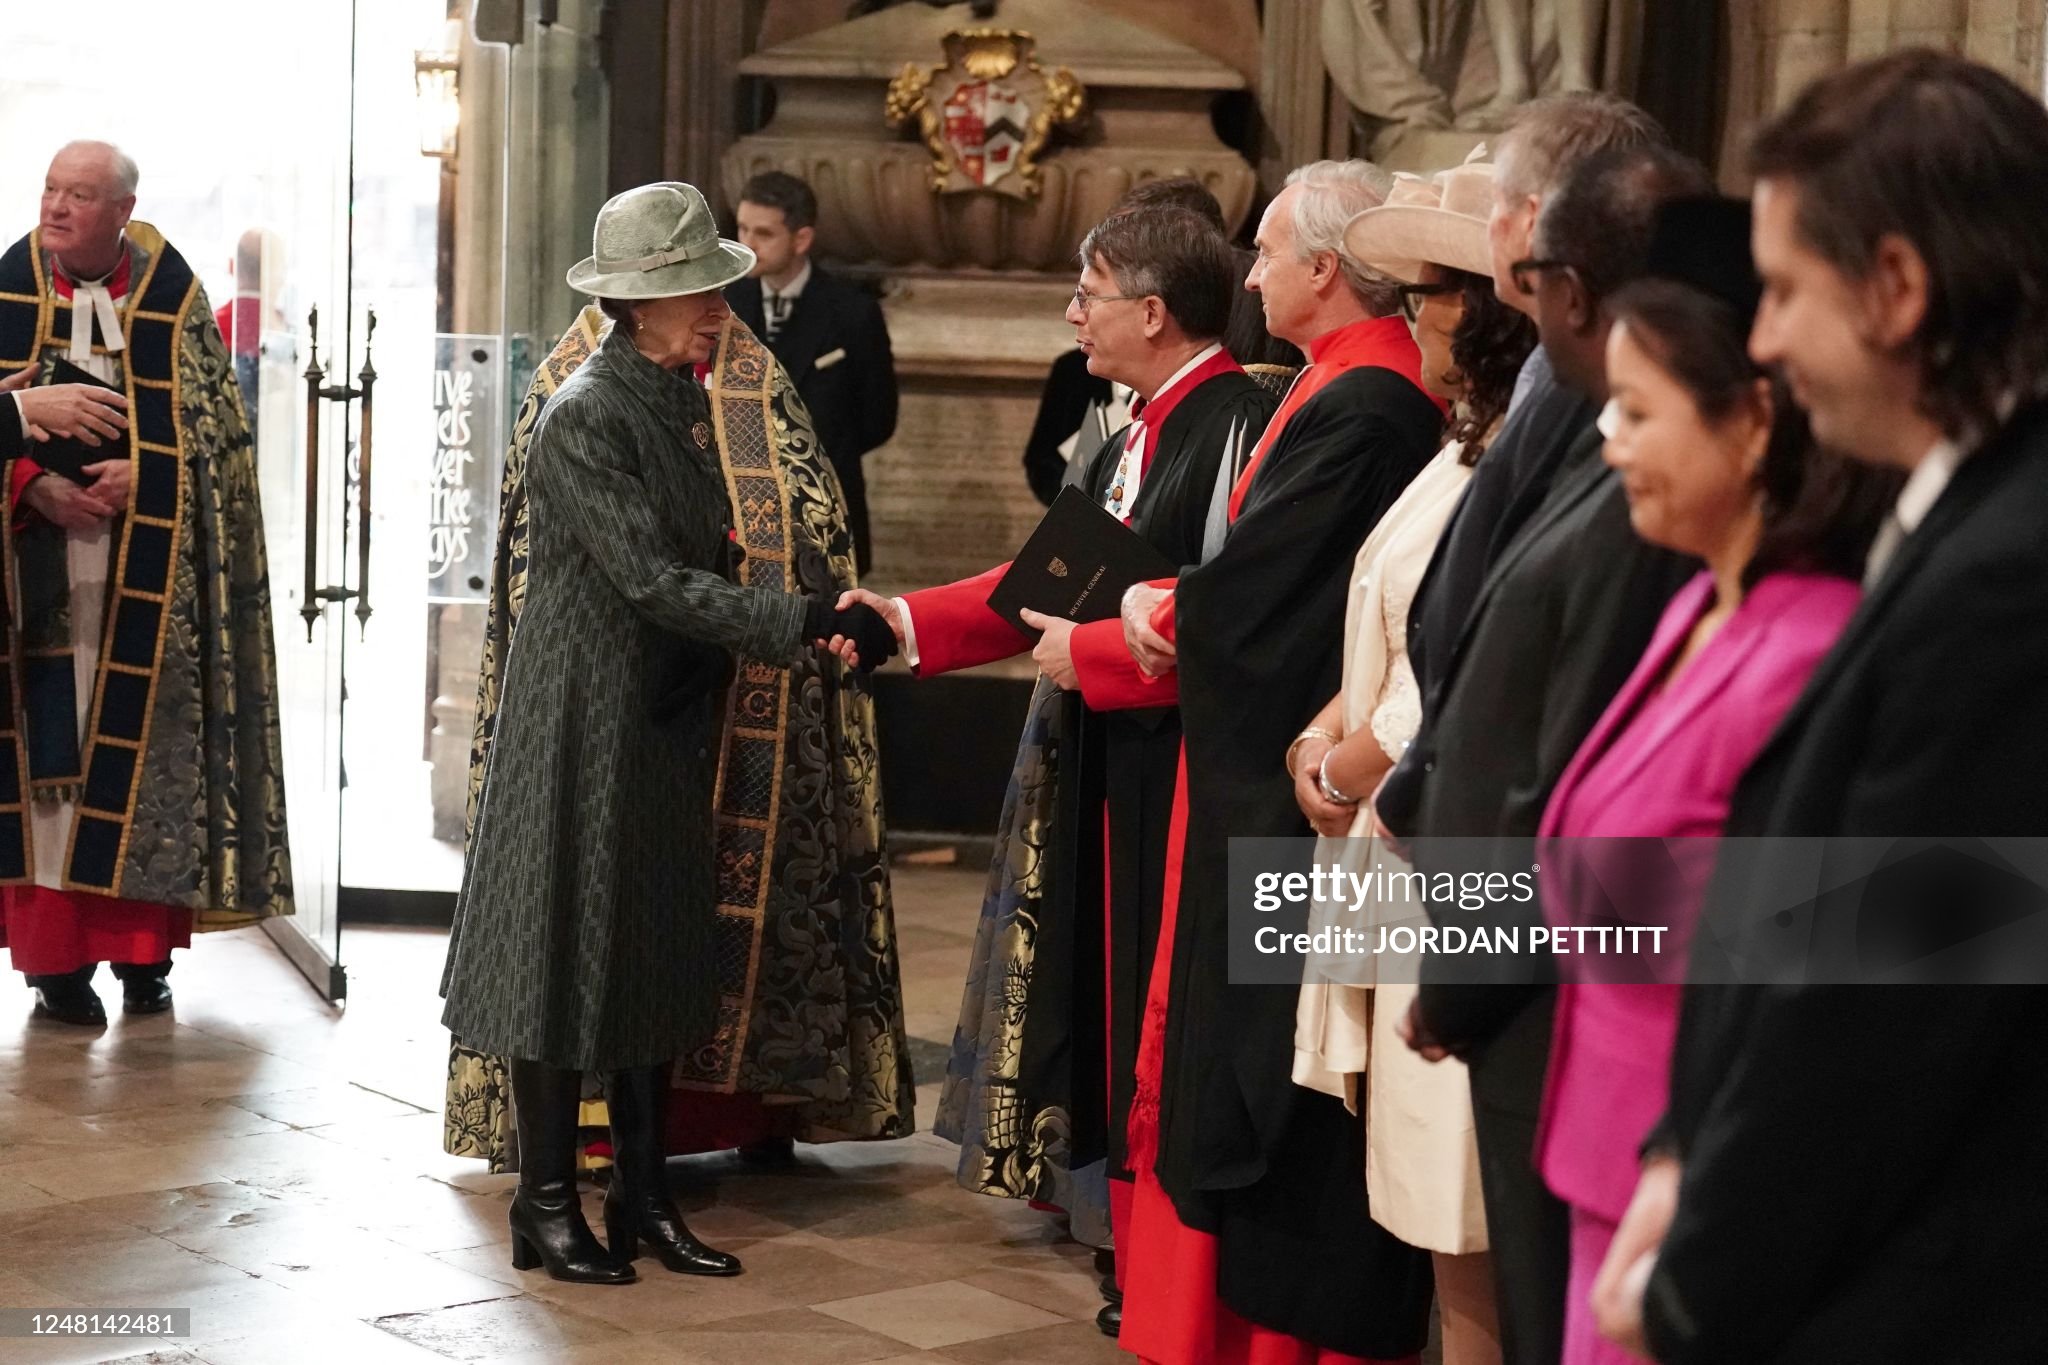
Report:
1591,52,2048,1365
731,171,899,572
1383,143,1710,1365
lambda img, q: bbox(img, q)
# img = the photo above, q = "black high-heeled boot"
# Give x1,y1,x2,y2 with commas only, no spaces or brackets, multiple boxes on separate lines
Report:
508,1058,636,1285
602,1065,742,1276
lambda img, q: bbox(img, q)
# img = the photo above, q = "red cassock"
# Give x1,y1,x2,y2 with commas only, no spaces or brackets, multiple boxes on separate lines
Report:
3,255,195,977
1086,320,1440,1365
904,348,1242,1260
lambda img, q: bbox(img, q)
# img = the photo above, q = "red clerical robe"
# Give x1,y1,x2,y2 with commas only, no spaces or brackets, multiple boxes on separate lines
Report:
2,252,193,976
1094,316,1447,1365
915,346,1274,1251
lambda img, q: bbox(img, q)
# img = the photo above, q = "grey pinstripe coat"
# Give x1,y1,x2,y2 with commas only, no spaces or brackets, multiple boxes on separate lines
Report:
439,330,811,1070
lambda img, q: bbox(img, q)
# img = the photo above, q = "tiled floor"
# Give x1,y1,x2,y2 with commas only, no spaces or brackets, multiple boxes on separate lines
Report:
0,866,1129,1364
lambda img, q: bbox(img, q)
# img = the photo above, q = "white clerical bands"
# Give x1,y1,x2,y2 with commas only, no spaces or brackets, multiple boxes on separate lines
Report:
594,239,712,274
70,282,127,365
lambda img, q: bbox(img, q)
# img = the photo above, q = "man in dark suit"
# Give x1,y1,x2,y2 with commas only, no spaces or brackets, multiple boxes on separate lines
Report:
1381,142,1711,1365
731,171,899,573
1591,52,2048,1365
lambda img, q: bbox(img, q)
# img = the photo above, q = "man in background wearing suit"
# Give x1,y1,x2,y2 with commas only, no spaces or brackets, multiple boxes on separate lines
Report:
731,171,899,573
1593,51,2048,1365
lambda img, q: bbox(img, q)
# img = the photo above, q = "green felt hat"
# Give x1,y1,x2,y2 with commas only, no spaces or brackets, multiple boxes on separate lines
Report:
566,182,755,300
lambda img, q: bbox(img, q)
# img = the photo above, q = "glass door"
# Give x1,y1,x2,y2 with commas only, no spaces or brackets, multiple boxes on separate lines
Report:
240,0,362,1001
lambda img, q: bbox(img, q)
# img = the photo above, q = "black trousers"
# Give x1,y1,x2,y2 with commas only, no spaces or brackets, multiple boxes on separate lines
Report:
1467,992,1570,1365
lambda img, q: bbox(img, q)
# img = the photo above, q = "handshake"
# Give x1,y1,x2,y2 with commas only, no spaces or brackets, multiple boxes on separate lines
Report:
804,589,906,674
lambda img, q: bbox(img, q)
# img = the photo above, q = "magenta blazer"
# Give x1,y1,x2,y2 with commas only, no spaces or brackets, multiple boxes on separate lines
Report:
1533,570,1860,1221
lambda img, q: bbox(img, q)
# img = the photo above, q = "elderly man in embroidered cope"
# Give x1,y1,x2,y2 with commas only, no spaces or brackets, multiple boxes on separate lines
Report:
0,140,293,1025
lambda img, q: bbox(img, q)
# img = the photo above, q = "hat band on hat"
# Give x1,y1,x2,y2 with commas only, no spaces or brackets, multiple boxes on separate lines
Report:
594,235,713,274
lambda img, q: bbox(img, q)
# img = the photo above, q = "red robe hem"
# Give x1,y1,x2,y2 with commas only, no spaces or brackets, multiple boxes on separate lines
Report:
1,886,193,975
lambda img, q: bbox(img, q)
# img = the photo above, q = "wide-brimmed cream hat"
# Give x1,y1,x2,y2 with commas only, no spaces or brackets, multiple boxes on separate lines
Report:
1343,149,1496,283
566,181,756,299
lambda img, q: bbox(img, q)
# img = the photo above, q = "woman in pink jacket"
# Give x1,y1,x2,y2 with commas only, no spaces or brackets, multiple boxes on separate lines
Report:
1532,199,1897,1365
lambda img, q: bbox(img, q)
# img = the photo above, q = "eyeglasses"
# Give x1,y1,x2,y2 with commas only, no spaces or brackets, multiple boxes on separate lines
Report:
1397,281,1461,322
1509,257,1576,295
1072,286,1148,315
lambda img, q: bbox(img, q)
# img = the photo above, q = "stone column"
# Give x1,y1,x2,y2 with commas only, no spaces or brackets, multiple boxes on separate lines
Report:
1718,0,2045,184
1258,0,1334,192
665,0,761,217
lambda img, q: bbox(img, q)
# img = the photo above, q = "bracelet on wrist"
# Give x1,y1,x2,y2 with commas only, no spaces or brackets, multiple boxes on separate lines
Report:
1286,725,1340,779
1318,749,1359,806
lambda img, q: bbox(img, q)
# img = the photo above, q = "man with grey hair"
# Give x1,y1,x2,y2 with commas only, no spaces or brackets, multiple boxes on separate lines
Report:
0,140,293,1025
1084,160,1448,1361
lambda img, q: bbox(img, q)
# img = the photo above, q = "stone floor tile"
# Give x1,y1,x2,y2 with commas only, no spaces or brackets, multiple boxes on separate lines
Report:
519,1263,790,1334
704,1237,916,1307
957,1261,1113,1323
224,1082,427,1129
192,1314,461,1364
932,1319,1127,1365
643,1306,911,1365
812,1279,1068,1350
371,1293,625,1360
0,1172,67,1214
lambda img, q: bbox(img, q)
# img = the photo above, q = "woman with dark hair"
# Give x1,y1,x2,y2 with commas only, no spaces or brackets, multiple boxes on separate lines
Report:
1288,159,1535,1365
1532,198,1896,1364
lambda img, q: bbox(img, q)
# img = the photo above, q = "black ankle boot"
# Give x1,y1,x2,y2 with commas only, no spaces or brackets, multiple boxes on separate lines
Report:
27,966,106,1026
603,1065,742,1276
508,1059,635,1285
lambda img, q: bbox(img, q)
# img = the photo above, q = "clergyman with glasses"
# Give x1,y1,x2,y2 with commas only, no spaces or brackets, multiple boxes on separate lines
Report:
835,199,1276,1338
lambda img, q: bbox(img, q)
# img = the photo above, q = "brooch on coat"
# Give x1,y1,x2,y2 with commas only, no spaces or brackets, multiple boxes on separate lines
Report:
692,421,712,449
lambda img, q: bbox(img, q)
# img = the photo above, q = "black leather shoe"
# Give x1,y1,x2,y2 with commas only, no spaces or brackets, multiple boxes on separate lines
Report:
1100,1274,1122,1305
605,1066,743,1276
507,1059,635,1285
1096,1301,1121,1338
113,961,174,1015
27,967,105,1027
735,1136,797,1168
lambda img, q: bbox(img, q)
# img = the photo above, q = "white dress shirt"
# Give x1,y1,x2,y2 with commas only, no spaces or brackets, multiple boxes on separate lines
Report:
761,259,812,342
1864,437,1963,585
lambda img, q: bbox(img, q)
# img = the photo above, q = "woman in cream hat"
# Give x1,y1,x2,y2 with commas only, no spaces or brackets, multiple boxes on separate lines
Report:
1286,155,1536,1365
440,182,895,1286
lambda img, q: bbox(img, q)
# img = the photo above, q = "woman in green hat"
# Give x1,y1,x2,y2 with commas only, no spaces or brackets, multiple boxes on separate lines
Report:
439,181,895,1286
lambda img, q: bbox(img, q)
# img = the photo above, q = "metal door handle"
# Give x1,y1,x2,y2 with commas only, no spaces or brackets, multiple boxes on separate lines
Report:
298,305,377,640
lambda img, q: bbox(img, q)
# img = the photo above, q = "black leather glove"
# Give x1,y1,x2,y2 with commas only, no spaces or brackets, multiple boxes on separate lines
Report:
801,597,899,673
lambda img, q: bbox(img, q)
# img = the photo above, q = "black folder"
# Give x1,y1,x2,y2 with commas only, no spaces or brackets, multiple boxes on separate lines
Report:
986,486,1176,638
30,359,123,485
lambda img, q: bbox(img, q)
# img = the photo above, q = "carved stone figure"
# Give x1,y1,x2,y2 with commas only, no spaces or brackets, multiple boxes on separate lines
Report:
1321,0,1642,153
